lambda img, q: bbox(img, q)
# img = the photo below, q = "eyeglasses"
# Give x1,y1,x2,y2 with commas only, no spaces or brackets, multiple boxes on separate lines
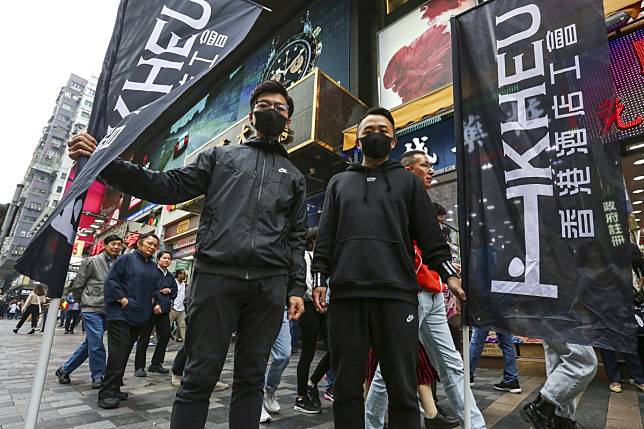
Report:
418,162,435,171
254,99,290,115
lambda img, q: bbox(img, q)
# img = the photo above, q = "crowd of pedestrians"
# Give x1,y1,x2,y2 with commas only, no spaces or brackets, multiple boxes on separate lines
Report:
4,80,640,429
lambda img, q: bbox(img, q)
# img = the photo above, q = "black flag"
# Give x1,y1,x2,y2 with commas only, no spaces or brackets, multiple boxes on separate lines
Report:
16,0,263,298
452,0,637,352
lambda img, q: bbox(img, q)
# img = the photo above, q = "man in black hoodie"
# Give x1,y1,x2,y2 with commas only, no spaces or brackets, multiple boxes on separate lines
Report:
311,107,461,429
67,80,306,429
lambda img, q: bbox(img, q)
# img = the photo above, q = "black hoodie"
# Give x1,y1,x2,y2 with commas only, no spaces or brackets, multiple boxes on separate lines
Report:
312,159,457,304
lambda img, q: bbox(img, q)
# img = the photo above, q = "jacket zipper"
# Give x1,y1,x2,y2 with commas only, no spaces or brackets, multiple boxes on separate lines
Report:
248,153,267,278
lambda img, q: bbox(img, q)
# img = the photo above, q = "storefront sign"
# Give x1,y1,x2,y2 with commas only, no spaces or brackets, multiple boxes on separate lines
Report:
172,234,197,250
174,244,196,259
165,215,199,240
176,219,191,235
453,0,636,352
393,116,457,174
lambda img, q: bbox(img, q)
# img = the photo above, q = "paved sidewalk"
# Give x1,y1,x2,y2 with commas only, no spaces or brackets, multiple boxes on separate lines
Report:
0,319,642,428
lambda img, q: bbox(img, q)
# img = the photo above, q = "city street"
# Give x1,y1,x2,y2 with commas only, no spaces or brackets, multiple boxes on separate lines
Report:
0,319,642,429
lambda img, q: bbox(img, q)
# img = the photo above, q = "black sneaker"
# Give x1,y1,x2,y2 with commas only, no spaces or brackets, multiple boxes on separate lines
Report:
116,390,129,400
97,396,120,409
424,411,460,428
91,377,103,389
294,396,321,414
494,380,522,394
307,384,321,408
55,367,71,385
134,368,147,377
519,395,555,429
148,365,169,374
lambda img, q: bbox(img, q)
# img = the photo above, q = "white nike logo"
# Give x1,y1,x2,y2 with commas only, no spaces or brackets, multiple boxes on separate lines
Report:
406,315,415,323
278,168,288,173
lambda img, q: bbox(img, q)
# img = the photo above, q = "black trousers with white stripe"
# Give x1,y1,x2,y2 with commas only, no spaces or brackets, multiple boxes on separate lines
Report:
328,297,420,429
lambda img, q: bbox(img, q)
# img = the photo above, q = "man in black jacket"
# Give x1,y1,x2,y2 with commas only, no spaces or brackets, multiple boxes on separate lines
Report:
67,81,306,429
311,107,462,429
134,250,177,377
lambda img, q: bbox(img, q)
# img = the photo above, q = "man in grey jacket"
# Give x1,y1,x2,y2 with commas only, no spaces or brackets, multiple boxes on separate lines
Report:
55,235,123,388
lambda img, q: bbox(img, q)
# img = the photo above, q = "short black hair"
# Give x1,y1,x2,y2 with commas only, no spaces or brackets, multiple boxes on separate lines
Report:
137,232,160,244
175,269,186,278
250,80,295,118
400,150,428,167
433,202,447,216
356,107,396,134
157,250,172,260
103,235,122,245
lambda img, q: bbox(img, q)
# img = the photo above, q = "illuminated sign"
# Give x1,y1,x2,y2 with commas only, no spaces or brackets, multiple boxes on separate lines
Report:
606,28,644,137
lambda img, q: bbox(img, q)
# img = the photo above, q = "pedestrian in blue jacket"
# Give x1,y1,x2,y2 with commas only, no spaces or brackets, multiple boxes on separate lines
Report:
98,232,163,409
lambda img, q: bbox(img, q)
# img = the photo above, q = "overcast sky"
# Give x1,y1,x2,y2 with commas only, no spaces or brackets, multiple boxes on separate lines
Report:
0,1,120,204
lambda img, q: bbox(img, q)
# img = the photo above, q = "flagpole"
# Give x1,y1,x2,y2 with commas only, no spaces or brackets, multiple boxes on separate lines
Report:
463,324,471,429
24,298,60,429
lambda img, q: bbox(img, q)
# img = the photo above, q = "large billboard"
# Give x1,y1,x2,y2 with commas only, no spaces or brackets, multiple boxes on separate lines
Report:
378,0,474,109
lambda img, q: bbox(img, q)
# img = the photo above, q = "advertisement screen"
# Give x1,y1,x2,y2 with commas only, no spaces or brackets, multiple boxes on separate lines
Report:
378,0,474,109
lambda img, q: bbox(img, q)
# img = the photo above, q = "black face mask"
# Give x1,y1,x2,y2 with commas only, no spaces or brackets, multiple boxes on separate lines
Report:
359,133,393,159
253,109,288,138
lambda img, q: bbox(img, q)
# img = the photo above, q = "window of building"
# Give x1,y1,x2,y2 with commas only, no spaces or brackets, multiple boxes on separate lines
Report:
28,202,42,211
56,186,63,193
51,138,64,148
61,172,67,180
61,103,73,111
44,149,56,159
80,111,90,119
12,245,26,256
52,200,58,207
84,100,93,107
64,90,74,99
38,175,48,182
88,89,96,97
23,216,37,222
71,82,84,91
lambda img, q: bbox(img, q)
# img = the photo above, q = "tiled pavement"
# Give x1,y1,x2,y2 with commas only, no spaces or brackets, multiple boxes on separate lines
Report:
0,319,642,428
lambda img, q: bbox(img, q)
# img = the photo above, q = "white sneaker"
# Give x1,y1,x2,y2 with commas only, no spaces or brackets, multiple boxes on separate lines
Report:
260,404,272,423
264,391,280,413
214,381,229,391
171,374,181,387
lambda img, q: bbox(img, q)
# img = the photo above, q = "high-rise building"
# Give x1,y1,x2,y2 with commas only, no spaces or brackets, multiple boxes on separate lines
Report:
0,74,90,287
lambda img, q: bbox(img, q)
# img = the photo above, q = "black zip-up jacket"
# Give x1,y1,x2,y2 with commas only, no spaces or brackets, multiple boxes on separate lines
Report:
312,160,458,304
104,251,163,327
156,268,178,314
101,139,307,298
